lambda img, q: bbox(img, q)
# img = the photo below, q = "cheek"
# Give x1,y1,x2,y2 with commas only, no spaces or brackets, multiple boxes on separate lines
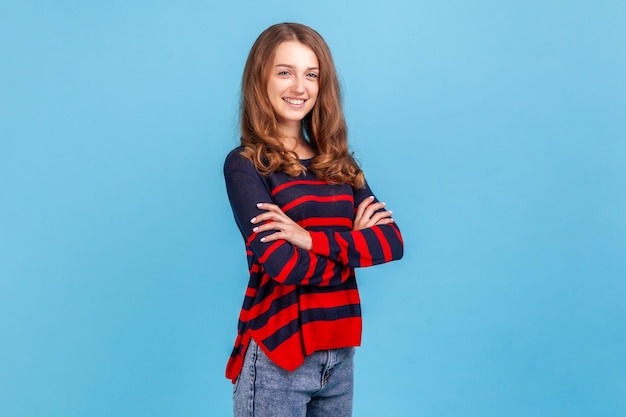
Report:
266,83,277,98
267,79,283,97
307,81,319,97
310,86,320,104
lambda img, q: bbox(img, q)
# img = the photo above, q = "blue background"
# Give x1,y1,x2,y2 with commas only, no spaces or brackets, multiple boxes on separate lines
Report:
1,0,625,416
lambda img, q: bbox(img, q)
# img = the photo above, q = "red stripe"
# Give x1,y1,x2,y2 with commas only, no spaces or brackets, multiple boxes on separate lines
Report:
271,179,327,195
352,231,372,265
299,217,352,229
275,247,298,283
252,303,299,341
282,194,353,213
260,331,305,372
257,240,282,263
226,332,251,382
392,223,404,244
335,232,351,264
246,285,296,319
300,289,360,310
245,287,257,298
373,226,392,262
245,232,257,247
320,260,335,286
301,317,362,355
301,252,318,286
310,231,330,257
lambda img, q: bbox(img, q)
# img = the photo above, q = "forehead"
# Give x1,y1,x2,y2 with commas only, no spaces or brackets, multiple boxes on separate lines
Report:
272,40,319,67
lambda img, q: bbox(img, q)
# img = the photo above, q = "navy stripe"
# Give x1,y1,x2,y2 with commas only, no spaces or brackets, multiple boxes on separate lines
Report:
301,304,361,324
329,263,348,286
305,259,328,286
243,278,290,311
242,281,273,311
262,318,300,351
249,291,299,331
359,228,384,263
302,279,358,293
230,344,242,359
383,225,404,255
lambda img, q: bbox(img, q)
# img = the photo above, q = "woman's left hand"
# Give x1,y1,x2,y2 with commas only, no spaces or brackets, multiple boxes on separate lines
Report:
251,203,313,250
353,196,394,231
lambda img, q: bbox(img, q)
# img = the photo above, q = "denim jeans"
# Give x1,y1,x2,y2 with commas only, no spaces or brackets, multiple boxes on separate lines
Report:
233,339,355,417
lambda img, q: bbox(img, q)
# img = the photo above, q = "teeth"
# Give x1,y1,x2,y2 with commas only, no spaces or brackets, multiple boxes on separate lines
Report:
284,98,305,105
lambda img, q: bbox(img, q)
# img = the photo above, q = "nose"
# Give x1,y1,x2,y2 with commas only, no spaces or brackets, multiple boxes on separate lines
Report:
291,76,305,94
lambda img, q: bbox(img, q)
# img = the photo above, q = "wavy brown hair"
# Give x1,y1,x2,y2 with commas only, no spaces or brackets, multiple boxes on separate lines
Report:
240,22,365,188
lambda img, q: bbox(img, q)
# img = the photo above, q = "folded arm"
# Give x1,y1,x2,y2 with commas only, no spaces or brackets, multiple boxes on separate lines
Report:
308,182,404,267
225,153,352,286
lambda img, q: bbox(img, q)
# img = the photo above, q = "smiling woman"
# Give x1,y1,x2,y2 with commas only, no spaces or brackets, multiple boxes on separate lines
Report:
223,22,404,417
237,23,363,188
266,41,320,155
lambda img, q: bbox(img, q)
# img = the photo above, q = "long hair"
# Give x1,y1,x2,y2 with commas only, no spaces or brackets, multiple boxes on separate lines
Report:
239,22,365,188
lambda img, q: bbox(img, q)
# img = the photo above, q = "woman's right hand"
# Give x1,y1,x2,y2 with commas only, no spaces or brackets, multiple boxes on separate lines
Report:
251,203,313,250
353,196,394,231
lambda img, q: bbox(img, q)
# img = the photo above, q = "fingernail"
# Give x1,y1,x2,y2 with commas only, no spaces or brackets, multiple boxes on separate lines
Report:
388,210,393,214
369,196,375,199
252,227,258,232
382,202,387,206
257,203,263,207
250,217,256,223
260,237,266,242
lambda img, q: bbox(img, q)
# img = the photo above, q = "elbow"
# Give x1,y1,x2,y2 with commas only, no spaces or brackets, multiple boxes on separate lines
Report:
392,240,404,261
390,226,404,261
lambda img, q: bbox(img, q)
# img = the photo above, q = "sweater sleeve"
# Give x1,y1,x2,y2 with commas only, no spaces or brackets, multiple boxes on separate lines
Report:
224,150,353,287
308,180,404,267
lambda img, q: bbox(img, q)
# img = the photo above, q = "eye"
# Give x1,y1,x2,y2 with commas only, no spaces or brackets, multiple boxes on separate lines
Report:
278,70,290,76
307,72,319,79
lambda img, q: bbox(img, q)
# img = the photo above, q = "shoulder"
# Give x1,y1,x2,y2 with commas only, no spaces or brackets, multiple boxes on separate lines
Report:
224,146,255,174
224,146,246,165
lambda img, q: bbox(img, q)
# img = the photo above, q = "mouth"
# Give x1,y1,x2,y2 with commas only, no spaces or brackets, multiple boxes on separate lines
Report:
283,98,306,105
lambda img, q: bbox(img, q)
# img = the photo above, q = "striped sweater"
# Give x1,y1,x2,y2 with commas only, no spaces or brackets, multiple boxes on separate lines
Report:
223,147,404,382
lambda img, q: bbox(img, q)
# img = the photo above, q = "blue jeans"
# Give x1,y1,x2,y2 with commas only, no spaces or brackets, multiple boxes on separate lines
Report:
233,339,355,417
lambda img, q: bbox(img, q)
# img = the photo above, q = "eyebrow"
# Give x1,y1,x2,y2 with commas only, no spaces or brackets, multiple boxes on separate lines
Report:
275,64,319,71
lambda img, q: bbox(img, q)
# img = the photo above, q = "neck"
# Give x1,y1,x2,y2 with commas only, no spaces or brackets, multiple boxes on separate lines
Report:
277,120,315,159
281,135,305,153
278,119,302,141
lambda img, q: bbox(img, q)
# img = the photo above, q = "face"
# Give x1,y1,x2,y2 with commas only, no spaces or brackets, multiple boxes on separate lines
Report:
266,40,320,135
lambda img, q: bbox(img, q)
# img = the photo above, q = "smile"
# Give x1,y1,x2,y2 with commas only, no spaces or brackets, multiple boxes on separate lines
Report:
283,98,305,105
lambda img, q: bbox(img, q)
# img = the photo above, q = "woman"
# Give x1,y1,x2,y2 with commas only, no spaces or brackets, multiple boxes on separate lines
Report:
224,22,404,417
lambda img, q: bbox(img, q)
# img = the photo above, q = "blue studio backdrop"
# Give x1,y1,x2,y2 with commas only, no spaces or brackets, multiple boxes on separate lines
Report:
1,0,625,416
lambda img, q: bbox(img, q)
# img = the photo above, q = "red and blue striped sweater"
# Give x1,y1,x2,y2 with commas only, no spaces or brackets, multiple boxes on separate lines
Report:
224,147,404,382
